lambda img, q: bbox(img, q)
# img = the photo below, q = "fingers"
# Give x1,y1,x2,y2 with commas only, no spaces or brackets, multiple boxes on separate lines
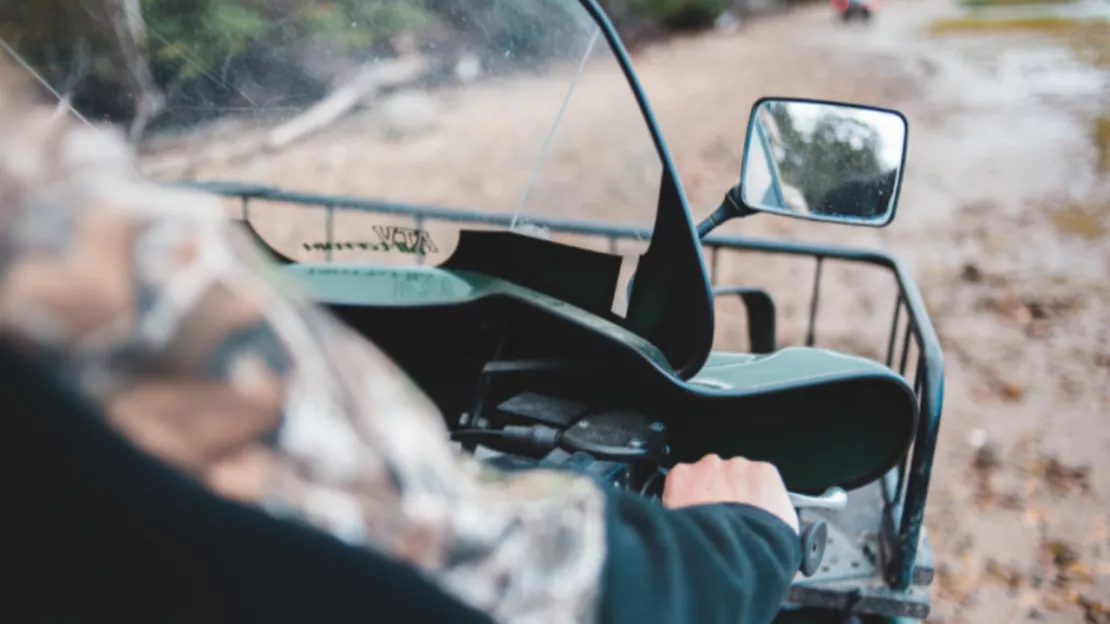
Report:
205,444,276,503
693,453,777,478
662,453,796,532
724,456,780,481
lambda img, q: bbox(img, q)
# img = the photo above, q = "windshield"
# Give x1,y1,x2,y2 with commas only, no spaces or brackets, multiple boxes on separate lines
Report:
743,105,811,214
1,0,662,280
743,108,788,212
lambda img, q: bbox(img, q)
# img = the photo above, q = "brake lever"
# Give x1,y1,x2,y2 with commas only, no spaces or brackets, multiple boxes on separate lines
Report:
788,486,848,512
789,488,844,577
798,520,828,577
646,468,837,576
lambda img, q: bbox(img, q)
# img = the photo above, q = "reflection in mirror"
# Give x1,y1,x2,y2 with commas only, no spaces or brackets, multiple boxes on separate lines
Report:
740,98,907,226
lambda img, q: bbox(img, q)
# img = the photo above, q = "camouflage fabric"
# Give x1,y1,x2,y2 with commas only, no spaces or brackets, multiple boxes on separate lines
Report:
0,61,606,623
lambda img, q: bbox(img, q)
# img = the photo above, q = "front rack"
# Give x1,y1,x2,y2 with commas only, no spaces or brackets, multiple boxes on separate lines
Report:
180,180,945,612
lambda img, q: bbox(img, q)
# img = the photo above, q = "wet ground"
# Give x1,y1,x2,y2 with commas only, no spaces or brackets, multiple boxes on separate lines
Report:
139,0,1110,620
641,4,1109,621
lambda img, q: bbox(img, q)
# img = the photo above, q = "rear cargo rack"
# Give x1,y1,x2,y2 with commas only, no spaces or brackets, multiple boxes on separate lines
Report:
182,180,945,618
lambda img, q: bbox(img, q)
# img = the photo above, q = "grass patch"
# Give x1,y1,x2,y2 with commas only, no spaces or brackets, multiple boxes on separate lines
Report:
959,0,1076,6
1050,202,1110,239
930,16,1096,35
928,16,1110,66
1095,115,1110,173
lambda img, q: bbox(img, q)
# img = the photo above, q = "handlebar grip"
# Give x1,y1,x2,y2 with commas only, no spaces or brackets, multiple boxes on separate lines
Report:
798,520,828,577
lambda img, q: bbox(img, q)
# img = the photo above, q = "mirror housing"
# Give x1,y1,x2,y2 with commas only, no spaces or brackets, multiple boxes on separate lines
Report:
737,97,908,227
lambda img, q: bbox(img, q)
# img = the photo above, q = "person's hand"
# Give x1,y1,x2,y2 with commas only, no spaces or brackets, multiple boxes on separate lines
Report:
662,453,799,534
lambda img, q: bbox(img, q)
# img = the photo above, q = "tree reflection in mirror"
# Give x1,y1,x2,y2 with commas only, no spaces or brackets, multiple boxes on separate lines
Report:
740,98,907,226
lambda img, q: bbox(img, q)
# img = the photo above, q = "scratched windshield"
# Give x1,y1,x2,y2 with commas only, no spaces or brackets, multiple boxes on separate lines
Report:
2,0,661,278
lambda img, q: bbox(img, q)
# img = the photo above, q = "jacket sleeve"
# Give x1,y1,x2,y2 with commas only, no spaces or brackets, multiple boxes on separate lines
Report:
0,70,795,624
600,490,802,624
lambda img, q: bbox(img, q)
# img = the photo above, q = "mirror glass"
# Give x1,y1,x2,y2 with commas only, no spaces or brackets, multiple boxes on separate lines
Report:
739,99,907,225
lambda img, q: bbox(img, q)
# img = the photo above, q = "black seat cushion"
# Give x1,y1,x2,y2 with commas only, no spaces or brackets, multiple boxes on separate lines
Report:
0,339,492,623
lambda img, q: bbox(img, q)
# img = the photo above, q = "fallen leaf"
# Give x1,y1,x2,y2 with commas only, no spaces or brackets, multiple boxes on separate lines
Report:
1063,560,1094,585
1045,540,1080,568
984,558,1023,590
961,262,984,282
1030,455,1093,497
997,379,1025,401
1076,593,1110,624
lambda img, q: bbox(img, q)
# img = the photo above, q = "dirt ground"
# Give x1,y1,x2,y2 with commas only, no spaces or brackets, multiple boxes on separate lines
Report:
138,0,1109,620
638,4,1110,621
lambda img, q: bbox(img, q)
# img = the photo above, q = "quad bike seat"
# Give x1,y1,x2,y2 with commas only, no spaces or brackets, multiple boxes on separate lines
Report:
0,339,491,622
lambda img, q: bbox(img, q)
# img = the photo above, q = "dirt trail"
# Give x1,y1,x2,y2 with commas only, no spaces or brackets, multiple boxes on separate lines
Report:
641,3,1109,621
140,0,1110,620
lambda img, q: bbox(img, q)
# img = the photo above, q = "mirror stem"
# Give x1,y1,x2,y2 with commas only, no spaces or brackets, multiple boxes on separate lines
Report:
695,187,754,240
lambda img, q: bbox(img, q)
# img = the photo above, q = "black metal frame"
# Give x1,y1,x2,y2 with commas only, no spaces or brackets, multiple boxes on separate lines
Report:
738,96,910,228
701,233,944,612
182,180,944,612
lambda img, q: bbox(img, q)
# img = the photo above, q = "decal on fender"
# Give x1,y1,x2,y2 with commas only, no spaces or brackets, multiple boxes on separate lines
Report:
302,226,438,255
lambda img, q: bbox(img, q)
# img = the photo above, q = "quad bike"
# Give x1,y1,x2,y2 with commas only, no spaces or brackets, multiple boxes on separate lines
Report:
833,0,878,22
2,0,941,621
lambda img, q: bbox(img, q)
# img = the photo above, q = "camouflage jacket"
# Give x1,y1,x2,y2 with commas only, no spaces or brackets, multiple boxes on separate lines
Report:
0,62,605,623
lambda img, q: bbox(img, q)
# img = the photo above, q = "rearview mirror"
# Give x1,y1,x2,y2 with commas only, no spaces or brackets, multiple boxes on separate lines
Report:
738,98,907,226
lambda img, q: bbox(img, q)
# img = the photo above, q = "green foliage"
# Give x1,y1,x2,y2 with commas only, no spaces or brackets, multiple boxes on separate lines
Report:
1094,115,1110,173
356,1,429,32
143,0,269,79
959,0,1076,7
0,1,113,83
1050,201,1108,239
142,0,432,81
768,102,883,209
301,1,431,49
0,0,763,132
479,0,594,61
627,0,730,28
929,16,1109,68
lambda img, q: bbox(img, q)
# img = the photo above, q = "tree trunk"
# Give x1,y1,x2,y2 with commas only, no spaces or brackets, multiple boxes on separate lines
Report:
264,56,425,151
103,0,164,145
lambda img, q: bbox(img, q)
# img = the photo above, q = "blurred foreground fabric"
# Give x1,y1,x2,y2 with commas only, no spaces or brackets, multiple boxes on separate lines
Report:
0,58,606,624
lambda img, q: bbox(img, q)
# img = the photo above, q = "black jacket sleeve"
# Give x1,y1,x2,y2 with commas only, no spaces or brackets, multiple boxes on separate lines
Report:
597,490,802,624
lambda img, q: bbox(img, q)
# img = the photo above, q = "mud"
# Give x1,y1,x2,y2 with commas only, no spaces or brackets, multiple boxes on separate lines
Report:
662,5,1110,622
137,0,1110,620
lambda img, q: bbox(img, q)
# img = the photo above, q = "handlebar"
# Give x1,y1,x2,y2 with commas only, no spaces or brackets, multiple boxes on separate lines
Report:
463,406,848,579
799,521,828,577
790,487,848,511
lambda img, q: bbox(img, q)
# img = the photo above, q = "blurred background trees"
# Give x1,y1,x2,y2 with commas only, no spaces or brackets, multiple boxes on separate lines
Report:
767,102,884,209
0,0,803,142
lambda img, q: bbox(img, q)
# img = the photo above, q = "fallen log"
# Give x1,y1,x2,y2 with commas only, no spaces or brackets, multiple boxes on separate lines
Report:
139,56,427,179
264,56,426,151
